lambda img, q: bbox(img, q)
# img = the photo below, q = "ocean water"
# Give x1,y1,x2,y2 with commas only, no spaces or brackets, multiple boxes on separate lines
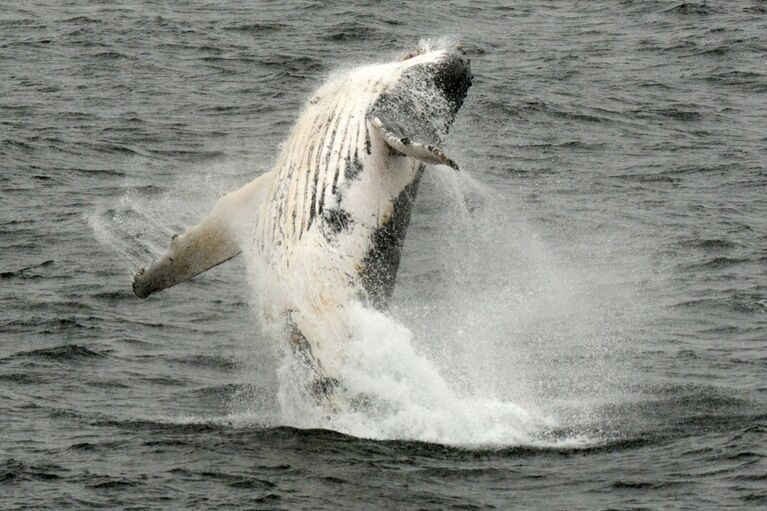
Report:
2,1,766,509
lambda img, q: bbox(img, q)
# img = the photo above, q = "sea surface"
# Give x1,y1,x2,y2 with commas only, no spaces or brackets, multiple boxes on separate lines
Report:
2,1,766,509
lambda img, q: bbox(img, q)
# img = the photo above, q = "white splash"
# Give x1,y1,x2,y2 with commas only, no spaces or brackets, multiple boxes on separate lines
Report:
91,48,645,449
228,160,640,447
327,304,552,445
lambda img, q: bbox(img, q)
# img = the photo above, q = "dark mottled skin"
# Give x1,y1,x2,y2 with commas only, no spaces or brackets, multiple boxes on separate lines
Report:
342,153,363,183
321,208,353,240
352,52,471,309
358,165,425,309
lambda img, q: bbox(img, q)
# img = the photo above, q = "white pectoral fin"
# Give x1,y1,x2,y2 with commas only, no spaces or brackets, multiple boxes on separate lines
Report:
132,172,272,298
370,116,460,171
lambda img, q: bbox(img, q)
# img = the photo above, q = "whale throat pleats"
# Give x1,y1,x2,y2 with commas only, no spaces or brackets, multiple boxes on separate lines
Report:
261,82,376,250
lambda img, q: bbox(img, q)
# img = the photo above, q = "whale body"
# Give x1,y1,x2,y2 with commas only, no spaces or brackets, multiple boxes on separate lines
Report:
133,44,472,395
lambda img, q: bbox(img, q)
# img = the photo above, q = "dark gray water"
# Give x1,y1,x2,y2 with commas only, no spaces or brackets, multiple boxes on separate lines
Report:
2,1,766,509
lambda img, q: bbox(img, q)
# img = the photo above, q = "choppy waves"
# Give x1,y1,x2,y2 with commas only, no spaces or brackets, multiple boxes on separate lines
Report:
2,0,766,509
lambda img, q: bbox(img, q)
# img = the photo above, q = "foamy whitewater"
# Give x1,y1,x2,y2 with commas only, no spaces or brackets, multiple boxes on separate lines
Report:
90,151,638,448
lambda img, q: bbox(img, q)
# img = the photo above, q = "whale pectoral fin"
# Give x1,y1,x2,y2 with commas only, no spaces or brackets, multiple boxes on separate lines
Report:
132,172,272,298
132,218,240,299
370,116,460,171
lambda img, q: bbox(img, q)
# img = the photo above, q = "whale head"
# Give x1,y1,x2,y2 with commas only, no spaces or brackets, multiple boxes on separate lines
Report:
398,45,473,115
367,44,473,149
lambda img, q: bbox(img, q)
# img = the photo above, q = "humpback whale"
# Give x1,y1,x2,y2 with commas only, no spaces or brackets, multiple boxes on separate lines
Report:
133,43,472,399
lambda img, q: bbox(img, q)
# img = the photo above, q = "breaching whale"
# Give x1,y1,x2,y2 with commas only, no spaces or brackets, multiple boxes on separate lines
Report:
133,43,472,399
